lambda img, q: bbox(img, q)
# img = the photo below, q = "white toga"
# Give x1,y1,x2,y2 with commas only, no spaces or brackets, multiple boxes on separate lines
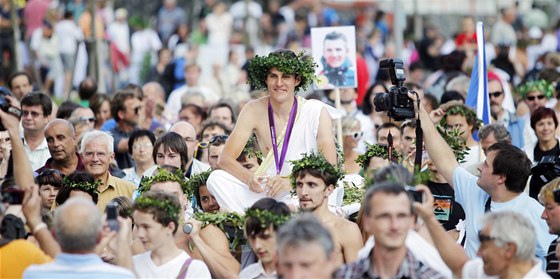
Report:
207,97,331,213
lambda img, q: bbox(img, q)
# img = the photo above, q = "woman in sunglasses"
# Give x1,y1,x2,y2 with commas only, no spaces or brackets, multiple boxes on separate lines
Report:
340,116,363,175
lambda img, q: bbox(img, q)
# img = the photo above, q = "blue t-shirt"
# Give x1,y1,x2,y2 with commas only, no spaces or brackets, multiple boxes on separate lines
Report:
452,167,556,260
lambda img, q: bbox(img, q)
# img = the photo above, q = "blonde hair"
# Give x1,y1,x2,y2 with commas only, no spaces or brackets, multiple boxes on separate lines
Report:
538,177,560,204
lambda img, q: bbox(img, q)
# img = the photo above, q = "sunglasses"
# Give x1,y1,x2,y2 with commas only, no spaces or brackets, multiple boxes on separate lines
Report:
526,95,546,101
346,131,364,140
488,91,503,98
478,230,496,243
79,116,96,123
209,135,229,145
38,168,64,178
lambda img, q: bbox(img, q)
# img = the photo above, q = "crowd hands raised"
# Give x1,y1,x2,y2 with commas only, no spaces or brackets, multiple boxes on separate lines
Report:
1,0,560,278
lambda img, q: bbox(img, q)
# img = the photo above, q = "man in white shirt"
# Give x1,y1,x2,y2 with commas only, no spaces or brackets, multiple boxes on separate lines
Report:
21,92,51,171
132,191,210,278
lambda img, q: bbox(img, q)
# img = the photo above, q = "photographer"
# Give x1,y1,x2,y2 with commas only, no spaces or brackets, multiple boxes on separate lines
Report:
411,90,556,260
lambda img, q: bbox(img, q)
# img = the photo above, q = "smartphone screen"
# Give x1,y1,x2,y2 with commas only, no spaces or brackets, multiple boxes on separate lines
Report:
106,203,119,231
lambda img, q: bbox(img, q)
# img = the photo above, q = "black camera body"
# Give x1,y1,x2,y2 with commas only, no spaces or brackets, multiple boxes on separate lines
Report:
0,87,22,131
373,58,415,121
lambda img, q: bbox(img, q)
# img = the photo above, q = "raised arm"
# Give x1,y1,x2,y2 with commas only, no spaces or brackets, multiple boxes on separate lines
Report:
416,95,459,187
187,220,240,278
1,96,34,189
217,101,264,193
414,185,468,277
22,185,61,257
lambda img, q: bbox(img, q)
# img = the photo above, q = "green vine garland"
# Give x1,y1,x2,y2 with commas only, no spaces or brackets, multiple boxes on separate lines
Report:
355,143,401,169
186,169,212,197
439,102,481,132
134,195,181,220
62,176,101,195
244,208,291,228
248,50,317,92
342,180,365,205
138,167,190,197
518,79,555,98
242,135,263,160
289,152,345,188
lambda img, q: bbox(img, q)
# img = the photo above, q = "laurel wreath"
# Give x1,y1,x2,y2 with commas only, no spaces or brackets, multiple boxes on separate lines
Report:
248,50,317,92
289,152,345,189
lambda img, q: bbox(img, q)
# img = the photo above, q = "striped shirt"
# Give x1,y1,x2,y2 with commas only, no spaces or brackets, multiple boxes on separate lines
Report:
334,248,446,279
547,237,559,279
23,253,135,279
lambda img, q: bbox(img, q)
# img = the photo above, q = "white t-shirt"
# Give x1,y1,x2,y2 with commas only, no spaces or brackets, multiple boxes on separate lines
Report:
462,258,551,279
132,251,210,278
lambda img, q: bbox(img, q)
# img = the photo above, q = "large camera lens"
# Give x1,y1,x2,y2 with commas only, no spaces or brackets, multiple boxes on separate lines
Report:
373,93,391,112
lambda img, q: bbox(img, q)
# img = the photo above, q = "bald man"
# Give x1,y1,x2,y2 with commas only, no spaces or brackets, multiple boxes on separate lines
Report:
23,197,135,278
36,119,85,175
68,107,96,140
169,121,210,177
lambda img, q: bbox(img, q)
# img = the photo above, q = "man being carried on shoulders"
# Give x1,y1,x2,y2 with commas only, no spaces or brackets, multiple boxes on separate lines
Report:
292,152,363,265
209,49,337,213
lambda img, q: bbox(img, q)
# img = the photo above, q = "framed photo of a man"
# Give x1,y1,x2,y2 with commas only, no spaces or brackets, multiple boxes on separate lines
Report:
311,26,357,89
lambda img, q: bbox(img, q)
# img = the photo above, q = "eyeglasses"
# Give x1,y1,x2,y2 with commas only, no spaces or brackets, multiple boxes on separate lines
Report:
22,110,42,118
83,151,108,159
210,135,229,145
345,131,364,140
526,95,546,101
132,142,153,150
38,168,64,178
488,91,503,98
79,117,96,123
478,230,496,243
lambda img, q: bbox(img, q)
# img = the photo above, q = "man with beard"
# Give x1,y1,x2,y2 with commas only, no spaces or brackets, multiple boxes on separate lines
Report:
487,74,524,148
292,152,362,265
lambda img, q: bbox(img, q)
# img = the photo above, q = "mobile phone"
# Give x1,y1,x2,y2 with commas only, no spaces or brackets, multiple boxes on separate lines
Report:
405,186,424,203
106,203,119,231
1,187,24,205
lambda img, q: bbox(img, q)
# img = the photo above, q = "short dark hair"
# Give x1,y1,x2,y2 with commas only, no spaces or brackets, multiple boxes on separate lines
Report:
245,198,290,238
440,90,465,104
530,107,558,130
400,119,416,133
78,77,97,101
128,129,156,155
111,90,137,122
200,120,230,140
152,132,189,172
55,171,99,205
363,182,413,217
8,71,33,89
180,103,207,120
293,168,338,189
324,31,347,43
376,122,400,140
423,94,439,110
56,101,81,120
21,92,52,116
36,169,64,189
487,142,532,193
209,102,236,124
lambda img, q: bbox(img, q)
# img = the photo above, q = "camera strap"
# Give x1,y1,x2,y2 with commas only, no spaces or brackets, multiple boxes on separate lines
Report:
414,97,423,174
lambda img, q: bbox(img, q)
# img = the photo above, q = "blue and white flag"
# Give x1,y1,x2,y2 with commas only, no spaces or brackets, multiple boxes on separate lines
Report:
465,22,490,138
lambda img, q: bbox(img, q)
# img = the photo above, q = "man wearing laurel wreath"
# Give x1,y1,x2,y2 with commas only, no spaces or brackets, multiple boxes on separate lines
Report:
207,49,338,213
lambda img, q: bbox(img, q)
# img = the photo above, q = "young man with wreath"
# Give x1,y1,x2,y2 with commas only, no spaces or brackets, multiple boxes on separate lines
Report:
292,152,363,266
138,166,240,278
209,49,338,213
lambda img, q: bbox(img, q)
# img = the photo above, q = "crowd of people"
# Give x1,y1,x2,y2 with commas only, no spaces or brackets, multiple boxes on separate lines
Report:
1,0,560,278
